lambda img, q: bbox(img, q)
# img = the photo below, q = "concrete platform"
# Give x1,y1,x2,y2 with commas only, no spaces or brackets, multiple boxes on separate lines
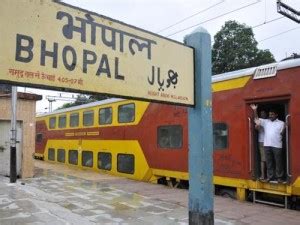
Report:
1,161,300,225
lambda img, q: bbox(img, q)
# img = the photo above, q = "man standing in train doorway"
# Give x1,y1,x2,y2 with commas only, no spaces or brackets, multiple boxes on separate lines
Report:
255,109,267,181
250,104,286,183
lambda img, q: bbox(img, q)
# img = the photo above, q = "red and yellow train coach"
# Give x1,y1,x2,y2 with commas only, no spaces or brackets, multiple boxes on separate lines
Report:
36,58,300,208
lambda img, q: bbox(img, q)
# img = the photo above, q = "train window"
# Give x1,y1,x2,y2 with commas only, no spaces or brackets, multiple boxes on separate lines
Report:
36,133,43,143
57,149,65,163
58,115,67,128
83,110,94,126
69,150,78,165
82,151,93,167
118,103,135,123
49,117,56,129
99,107,112,125
48,148,55,161
70,113,79,127
157,125,183,149
98,152,112,170
213,123,228,150
117,154,134,174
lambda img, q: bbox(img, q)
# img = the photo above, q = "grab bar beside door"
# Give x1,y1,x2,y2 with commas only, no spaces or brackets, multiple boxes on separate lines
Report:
285,114,291,178
248,117,252,173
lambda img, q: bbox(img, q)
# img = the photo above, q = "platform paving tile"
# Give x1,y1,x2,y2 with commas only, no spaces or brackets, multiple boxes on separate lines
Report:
1,161,300,224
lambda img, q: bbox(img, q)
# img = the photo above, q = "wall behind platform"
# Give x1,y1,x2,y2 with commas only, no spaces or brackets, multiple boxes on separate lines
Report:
0,95,38,178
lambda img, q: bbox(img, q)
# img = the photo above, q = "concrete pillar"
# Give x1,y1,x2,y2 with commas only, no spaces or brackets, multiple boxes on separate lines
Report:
184,27,213,225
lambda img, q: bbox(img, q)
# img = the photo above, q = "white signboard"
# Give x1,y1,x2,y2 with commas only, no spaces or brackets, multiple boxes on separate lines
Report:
0,0,194,105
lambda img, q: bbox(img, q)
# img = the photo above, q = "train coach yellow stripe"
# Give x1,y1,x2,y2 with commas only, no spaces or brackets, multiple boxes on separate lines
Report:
212,76,251,92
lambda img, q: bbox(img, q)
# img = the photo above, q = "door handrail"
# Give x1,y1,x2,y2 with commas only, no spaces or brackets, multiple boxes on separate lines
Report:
248,117,252,173
285,114,291,178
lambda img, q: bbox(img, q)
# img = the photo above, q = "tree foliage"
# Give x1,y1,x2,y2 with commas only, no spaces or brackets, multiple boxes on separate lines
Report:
212,20,275,75
56,94,109,110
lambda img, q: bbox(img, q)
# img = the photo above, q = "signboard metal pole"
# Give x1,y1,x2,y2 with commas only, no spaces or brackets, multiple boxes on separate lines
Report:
10,86,17,183
184,28,213,224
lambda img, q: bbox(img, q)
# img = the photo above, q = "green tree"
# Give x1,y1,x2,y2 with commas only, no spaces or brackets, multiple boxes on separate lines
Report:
56,95,93,110
212,20,275,75
56,94,110,110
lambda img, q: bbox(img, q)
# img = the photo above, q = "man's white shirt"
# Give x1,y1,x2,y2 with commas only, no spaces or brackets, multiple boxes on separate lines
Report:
259,118,285,148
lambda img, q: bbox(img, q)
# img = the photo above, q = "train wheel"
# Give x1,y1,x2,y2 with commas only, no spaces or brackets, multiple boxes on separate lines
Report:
166,178,180,188
219,188,236,199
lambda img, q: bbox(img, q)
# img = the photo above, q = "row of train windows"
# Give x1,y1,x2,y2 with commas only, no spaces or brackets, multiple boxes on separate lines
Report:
48,149,134,174
49,103,135,129
37,125,184,149
37,123,227,150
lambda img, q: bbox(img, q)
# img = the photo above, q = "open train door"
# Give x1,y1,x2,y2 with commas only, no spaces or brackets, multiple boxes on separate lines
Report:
246,99,291,182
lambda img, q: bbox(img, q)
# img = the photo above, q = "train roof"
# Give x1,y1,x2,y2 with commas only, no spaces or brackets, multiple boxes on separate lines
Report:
212,58,300,83
36,98,126,117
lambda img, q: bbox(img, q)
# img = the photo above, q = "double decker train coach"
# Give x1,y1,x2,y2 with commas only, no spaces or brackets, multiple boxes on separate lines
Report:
35,58,300,208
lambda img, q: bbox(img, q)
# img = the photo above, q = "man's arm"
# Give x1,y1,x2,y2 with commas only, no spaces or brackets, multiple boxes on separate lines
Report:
250,104,258,119
250,104,261,126
281,121,286,135
255,124,261,131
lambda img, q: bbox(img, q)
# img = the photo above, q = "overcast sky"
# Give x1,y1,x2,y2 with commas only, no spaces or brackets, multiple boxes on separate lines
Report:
26,0,300,113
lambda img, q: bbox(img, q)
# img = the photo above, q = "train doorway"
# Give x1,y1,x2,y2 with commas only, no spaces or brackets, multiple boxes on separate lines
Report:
248,100,290,182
